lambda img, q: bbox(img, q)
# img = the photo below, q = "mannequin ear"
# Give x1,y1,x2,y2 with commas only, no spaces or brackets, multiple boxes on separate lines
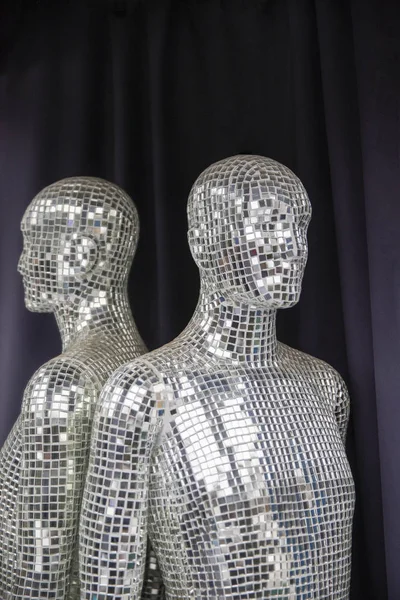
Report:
63,233,99,280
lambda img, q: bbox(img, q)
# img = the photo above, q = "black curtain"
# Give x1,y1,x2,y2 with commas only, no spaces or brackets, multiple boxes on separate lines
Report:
0,0,397,598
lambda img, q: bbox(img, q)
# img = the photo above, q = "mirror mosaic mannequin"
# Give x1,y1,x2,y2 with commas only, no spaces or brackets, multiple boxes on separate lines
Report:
79,156,355,599
0,177,164,599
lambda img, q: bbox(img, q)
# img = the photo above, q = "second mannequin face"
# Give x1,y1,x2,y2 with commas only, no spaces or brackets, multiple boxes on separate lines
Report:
17,201,92,313
221,188,312,308
18,207,64,312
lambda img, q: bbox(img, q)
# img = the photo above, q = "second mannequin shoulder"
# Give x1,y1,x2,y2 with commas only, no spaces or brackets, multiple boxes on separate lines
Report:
20,354,102,417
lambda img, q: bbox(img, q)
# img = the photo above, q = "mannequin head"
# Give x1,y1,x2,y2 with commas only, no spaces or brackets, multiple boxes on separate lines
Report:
18,177,139,313
188,155,312,309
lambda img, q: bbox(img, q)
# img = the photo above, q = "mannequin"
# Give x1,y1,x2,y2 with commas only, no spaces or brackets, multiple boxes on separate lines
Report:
79,156,355,599
0,177,163,599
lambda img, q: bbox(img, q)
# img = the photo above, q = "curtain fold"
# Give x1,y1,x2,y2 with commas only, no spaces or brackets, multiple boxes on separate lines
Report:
0,1,396,597
313,2,387,597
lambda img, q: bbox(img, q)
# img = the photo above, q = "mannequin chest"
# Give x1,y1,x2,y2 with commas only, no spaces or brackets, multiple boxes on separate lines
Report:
152,368,351,499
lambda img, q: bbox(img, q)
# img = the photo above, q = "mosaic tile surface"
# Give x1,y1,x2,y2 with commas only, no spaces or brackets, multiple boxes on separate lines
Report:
80,156,355,599
0,177,164,599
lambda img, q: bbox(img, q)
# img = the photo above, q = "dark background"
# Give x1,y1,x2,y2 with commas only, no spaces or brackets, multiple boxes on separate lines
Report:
0,0,398,598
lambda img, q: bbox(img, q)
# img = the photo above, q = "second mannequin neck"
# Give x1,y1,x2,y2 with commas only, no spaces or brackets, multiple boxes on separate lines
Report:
184,284,279,367
54,288,137,351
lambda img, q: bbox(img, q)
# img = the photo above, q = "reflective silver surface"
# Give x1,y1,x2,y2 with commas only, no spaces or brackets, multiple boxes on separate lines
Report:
80,156,355,599
0,177,163,599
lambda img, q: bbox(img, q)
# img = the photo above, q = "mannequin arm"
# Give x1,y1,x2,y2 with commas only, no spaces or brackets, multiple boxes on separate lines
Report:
0,419,22,598
13,360,97,599
333,374,351,445
0,418,22,528
79,364,163,600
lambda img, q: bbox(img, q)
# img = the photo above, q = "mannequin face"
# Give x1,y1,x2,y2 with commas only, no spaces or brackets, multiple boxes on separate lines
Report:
17,200,93,312
18,203,57,312
188,155,312,309
227,188,311,308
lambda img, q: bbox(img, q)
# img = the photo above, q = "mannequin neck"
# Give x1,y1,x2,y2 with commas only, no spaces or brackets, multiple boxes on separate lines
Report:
184,281,279,366
53,286,136,351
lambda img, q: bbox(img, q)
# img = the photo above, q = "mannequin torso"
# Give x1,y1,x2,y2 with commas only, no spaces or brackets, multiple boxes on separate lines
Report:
0,178,164,600
146,342,353,598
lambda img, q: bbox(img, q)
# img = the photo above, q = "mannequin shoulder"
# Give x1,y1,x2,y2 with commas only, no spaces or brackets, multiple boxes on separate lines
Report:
24,355,101,401
280,343,348,396
100,343,193,398
96,357,169,420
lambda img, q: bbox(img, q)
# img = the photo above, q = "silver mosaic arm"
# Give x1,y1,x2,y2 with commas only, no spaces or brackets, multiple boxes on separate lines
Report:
12,360,98,599
79,365,164,600
0,420,22,597
333,374,351,445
